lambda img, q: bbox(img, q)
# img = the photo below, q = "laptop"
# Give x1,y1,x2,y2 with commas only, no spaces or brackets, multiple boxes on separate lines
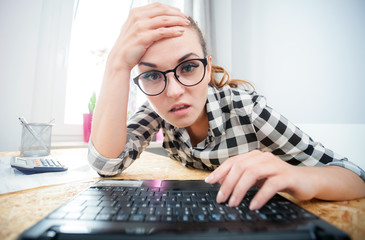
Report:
18,179,350,240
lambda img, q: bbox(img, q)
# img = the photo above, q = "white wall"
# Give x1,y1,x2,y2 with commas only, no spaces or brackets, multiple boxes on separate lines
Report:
228,0,365,169
231,0,365,124
0,0,43,152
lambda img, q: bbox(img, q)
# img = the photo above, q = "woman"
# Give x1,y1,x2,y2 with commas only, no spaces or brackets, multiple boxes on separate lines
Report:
89,3,365,210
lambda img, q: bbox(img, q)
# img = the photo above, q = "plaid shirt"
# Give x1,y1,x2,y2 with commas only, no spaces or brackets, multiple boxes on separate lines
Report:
88,85,365,181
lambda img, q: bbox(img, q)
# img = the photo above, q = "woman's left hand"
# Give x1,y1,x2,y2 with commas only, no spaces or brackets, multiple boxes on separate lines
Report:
205,150,319,210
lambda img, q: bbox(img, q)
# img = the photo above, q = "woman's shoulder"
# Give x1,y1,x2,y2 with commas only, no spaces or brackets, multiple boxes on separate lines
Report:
208,84,265,109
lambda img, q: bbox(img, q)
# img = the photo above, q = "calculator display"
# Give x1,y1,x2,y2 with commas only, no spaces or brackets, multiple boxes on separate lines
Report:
15,158,27,166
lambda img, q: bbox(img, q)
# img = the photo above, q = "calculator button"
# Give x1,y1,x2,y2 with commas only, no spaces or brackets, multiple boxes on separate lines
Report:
46,159,54,166
40,159,47,166
34,159,41,166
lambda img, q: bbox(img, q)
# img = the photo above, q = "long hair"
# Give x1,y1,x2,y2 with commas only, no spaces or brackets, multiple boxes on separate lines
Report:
187,16,254,90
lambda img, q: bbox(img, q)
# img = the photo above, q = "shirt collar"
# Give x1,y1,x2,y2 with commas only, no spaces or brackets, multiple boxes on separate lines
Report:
206,85,231,138
164,85,231,144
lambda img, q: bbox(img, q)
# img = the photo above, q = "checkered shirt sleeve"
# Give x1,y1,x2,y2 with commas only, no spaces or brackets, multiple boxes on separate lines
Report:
251,93,365,181
88,102,162,176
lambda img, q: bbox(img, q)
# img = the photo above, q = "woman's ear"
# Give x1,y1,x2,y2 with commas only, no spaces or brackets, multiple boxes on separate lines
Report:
207,56,212,79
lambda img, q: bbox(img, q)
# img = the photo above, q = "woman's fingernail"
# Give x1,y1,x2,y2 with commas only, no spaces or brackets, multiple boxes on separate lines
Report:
205,174,214,183
216,191,225,203
229,196,237,207
249,199,258,210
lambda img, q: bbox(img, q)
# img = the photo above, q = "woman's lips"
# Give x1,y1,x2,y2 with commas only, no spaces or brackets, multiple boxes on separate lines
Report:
170,105,190,112
169,104,191,116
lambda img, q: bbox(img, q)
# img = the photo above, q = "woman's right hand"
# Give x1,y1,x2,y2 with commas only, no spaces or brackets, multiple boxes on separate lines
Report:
107,2,190,72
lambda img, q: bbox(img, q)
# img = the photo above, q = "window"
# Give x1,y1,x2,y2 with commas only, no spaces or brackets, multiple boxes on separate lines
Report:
51,0,184,143
65,0,133,125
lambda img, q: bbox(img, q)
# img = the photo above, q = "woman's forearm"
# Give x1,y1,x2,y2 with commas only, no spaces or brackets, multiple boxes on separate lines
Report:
91,66,131,158
309,165,365,201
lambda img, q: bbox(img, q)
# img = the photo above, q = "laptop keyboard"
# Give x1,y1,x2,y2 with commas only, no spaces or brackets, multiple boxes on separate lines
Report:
47,185,316,223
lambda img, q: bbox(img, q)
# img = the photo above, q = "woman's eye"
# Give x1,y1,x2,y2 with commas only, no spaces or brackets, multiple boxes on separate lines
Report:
141,72,161,81
181,63,199,73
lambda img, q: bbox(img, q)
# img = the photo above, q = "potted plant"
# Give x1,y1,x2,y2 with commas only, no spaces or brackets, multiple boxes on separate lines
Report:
83,92,96,143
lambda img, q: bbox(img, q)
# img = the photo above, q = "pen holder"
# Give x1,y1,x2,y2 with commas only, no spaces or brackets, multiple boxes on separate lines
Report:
20,122,53,157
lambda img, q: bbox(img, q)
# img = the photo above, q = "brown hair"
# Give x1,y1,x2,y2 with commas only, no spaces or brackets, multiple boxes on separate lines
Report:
187,16,254,90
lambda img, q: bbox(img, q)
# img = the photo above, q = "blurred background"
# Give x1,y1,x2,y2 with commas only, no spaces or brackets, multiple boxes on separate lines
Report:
1,0,364,169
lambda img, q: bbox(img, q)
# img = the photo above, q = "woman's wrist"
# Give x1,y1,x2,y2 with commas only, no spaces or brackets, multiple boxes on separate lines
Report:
286,166,323,201
105,52,133,74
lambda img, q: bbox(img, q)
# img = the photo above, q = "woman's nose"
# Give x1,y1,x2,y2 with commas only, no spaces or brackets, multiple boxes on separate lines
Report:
165,73,185,98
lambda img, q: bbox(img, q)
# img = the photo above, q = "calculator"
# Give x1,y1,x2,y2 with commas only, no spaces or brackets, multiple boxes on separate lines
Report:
10,156,68,174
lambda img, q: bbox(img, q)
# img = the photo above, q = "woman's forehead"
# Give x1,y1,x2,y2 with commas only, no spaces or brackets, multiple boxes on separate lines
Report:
139,28,204,68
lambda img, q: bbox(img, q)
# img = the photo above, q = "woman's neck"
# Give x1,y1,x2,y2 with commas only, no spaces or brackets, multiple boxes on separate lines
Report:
185,109,209,146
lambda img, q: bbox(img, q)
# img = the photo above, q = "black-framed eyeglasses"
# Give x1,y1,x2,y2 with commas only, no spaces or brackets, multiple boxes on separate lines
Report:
133,58,208,96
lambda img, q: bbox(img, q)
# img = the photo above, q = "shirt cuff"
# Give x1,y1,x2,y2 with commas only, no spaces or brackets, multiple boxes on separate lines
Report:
87,140,124,176
326,159,365,182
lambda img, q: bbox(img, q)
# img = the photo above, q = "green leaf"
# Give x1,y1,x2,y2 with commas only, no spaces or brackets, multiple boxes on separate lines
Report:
88,92,96,113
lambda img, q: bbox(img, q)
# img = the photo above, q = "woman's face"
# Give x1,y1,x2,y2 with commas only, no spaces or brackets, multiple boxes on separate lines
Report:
136,28,211,128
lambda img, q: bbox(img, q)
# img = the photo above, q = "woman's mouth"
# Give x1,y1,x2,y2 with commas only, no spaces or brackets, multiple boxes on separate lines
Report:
169,104,191,116
170,105,190,112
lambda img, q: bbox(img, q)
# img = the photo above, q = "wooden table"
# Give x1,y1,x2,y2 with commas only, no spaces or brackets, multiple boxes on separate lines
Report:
0,148,364,240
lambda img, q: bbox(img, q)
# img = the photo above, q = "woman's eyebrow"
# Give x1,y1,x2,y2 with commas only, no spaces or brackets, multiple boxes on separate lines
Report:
178,52,200,62
138,62,157,68
138,52,200,68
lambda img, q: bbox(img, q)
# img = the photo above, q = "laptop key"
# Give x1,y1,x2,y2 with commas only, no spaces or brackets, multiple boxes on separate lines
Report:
226,213,240,221
47,211,67,219
210,213,225,222
182,201,197,208
96,213,113,221
64,212,81,220
80,213,97,220
240,213,254,221
129,214,145,222
83,206,102,214
179,214,193,222
194,214,209,222
145,215,160,222
162,215,177,222
115,213,129,221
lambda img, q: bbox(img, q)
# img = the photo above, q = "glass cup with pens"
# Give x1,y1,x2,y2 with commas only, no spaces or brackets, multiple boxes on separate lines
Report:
19,117,55,157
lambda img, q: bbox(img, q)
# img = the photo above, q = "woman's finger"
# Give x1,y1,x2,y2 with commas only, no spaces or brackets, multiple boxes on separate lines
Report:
130,2,187,21
137,26,186,47
223,155,277,206
205,157,235,184
205,150,262,184
249,176,287,210
227,172,258,207
147,15,190,30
